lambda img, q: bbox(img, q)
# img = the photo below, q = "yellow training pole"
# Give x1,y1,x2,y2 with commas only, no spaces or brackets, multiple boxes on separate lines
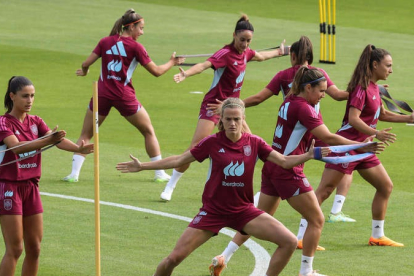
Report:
319,0,323,62
323,0,327,61
93,81,101,276
328,0,332,62
333,0,336,63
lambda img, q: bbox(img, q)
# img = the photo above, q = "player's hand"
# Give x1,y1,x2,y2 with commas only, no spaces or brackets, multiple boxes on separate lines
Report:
76,68,89,76
78,140,94,154
309,139,331,159
206,99,224,115
116,154,142,173
173,67,187,83
172,52,186,65
374,127,396,146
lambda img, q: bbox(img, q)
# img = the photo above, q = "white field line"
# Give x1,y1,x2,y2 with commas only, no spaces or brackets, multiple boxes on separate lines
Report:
41,192,270,276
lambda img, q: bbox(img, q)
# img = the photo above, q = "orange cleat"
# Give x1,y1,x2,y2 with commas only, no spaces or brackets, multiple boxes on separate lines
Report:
297,239,325,251
209,255,226,276
368,236,404,247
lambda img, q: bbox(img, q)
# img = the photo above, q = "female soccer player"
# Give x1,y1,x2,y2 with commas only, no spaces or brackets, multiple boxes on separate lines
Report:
160,14,288,201
116,97,330,276
63,8,185,183
0,76,94,276
209,68,382,276
314,45,414,247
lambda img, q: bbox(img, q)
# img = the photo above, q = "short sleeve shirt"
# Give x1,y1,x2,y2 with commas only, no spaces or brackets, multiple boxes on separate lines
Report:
190,131,272,215
0,114,50,181
93,35,152,100
266,65,334,99
336,82,382,141
270,95,324,179
201,45,256,106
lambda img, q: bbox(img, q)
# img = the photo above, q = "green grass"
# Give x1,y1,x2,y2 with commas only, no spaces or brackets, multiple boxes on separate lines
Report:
0,0,413,275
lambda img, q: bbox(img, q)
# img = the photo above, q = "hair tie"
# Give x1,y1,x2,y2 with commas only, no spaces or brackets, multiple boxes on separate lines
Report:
371,45,376,50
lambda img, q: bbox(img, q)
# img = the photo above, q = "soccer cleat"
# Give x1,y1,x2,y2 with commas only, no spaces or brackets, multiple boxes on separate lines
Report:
327,212,356,222
154,172,171,183
297,239,325,251
160,186,174,201
368,236,404,247
209,255,226,276
299,270,327,276
62,175,78,183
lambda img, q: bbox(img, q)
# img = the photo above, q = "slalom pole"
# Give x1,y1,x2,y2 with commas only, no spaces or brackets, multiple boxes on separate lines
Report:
93,81,101,276
333,0,336,63
328,0,332,62
319,0,324,62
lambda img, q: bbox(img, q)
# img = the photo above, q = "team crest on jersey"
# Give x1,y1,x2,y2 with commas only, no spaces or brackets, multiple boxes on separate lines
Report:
192,216,202,225
243,145,251,156
342,153,350,169
4,199,12,211
30,125,38,136
206,110,214,117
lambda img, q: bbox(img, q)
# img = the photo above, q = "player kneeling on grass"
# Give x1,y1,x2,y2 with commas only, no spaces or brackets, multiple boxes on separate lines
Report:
116,97,331,276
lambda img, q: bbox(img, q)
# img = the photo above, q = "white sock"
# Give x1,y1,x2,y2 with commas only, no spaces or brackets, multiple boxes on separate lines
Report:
70,155,85,177
151,155,167,176
221,241,239,264
165,169,184,189
372,220,385,238
297,219,308,240
299,255,314,275
331,195,346,214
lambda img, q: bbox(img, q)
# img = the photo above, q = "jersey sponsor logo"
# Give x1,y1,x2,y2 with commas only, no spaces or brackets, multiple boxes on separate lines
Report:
243,145,251,156
223,161,244,179
30,125,38,136
105,41,127,74
4,199,12,211
15,130,20,135
373,95,376,100
235,70,245,86
221,181,245,187
275,124,283,138
272,142,282,149
218,148,225,153
107,60,122,72
4,191,13,197
18,162,38,169
107,75,121,81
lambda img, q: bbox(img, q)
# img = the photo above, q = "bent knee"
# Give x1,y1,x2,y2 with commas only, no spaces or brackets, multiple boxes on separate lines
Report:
5,245,24,260
164,254,185,268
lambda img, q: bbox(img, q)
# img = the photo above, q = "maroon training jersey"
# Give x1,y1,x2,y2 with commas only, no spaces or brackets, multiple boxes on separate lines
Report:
270,95,324,179
0,114,50,182
336,82,382,141
266,64,334,99
190,131,272,215
201,44,256,107
93,35,152,100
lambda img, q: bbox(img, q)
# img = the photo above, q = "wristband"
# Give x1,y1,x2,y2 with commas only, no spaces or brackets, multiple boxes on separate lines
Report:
283,46,290,56
313,147,322,160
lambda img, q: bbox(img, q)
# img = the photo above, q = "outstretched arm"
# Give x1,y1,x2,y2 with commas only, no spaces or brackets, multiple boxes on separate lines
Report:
326,85,349,101
173,60,212,83
243,88,274,107
266,140,330,169
251,40,288,61
143,52,186,77
116,151,196,173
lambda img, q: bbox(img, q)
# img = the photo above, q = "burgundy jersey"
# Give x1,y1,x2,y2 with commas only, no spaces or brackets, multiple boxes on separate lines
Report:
0,114,50,182
190,131,272,215
266,65,334,99
93,35,152,100
270,95,324,179
336,82,382,141
201,44,256,106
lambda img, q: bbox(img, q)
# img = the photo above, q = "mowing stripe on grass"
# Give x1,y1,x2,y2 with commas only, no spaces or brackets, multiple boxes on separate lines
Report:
41,192,270,276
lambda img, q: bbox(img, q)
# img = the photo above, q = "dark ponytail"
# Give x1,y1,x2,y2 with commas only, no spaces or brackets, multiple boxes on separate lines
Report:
347,44,390,92
109,9,143,36
4,76,33,113
289,67,326,96
290,36,313,65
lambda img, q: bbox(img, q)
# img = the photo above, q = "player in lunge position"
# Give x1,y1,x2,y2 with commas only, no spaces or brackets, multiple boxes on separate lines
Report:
117,97,330,276
63,8,185,183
